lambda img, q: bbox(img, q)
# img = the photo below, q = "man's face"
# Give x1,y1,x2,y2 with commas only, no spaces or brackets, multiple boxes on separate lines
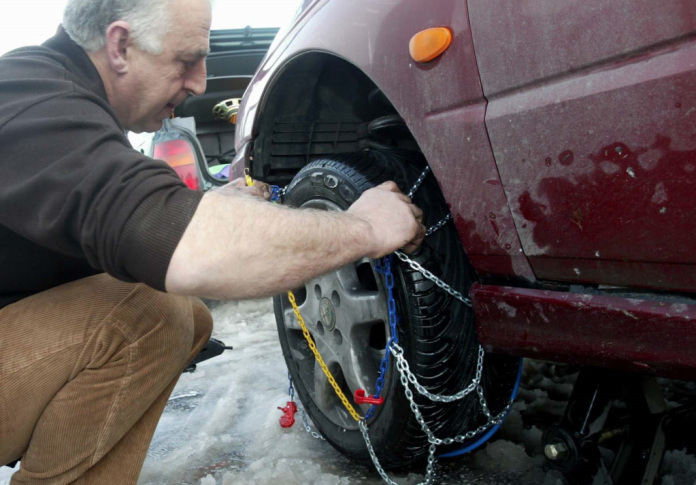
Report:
120,0,212,133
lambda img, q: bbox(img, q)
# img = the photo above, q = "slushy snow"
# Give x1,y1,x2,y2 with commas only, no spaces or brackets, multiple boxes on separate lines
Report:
2,299,694,485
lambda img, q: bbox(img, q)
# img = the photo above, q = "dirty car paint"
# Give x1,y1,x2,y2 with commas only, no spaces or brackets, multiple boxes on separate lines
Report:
471,0,696,291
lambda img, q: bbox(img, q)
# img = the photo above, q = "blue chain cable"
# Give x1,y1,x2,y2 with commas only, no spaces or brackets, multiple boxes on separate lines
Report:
270,185,282,203
365,255,399,420
288,372,295,401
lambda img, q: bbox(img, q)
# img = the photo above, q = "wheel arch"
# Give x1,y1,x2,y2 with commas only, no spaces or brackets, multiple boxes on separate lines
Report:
249,51,421,186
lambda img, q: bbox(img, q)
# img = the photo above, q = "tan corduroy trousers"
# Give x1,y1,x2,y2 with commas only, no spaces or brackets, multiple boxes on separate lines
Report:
0,274,214,485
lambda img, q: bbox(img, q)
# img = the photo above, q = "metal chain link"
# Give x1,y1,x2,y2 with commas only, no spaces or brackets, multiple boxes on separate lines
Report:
300,407,326,440
287,373,326,440
390,343,483,403
361,339,516,485
287,372,295,401
477,384,492,420
360,419,438,485
407,166,431,199
407,167,451,238
426,214,452,237
393,251,472,307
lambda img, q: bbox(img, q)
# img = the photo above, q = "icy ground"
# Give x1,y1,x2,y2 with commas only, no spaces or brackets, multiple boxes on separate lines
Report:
2,299,695,485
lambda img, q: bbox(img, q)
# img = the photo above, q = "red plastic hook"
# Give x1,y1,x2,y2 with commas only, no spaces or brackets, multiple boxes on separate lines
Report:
354,389,384,405
278,401,298,428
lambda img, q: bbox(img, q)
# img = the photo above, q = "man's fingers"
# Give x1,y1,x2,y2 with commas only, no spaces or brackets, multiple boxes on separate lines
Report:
231,177,270,198
254,181,272,200
211,179,272,200
403,243,419,255
415,222,426,243
402,223,426,254
395,193,412,204
243,186,264,198
411,204,424,224
377,181,402,194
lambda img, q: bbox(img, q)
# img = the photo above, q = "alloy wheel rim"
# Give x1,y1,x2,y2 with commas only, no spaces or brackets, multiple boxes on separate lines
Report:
281,198,391,430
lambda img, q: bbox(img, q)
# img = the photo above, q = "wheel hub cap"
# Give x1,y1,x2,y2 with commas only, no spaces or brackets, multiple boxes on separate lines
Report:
319,297,337,331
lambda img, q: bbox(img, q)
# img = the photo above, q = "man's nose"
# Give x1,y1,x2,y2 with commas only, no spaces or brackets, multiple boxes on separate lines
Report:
185,61,207,97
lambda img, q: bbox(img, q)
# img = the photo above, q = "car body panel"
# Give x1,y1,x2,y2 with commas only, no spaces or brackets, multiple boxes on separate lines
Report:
230,0,696,376
234,0,535,280
470,0,696,291
473,283,696,381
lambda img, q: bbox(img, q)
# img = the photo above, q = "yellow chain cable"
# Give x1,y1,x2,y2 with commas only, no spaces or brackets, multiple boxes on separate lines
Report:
245,168,255,187
288,291,363,422
245,173,361,422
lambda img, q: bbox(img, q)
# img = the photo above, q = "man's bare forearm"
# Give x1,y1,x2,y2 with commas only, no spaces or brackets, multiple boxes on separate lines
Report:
165,191,377,300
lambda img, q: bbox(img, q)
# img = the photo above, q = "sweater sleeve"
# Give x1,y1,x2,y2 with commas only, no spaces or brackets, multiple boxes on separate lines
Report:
0,91,203,290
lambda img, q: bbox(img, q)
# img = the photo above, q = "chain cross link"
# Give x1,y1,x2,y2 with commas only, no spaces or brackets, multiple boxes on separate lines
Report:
361,340,516,485
394,251,472,307
359,257,515,485
407,166,431,199
300,407,326,440
426,214,452,237
390,343,483,403
360,420,438,485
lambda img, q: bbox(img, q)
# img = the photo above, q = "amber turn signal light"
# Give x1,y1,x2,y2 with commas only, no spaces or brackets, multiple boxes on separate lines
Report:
409,27,453,63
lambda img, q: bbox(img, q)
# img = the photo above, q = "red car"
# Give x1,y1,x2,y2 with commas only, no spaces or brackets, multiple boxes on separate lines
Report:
163,1,696,482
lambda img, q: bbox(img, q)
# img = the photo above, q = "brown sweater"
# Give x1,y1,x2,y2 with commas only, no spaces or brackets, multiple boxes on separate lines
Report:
0,27,203,310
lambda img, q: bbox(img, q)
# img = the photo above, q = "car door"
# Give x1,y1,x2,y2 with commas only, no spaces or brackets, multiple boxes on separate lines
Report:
469,0,696,292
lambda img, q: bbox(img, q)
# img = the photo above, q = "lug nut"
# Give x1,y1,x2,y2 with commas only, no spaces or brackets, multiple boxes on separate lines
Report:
544,443,568,461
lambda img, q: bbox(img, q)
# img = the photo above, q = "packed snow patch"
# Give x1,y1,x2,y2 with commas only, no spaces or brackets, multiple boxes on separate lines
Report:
2,299,694,485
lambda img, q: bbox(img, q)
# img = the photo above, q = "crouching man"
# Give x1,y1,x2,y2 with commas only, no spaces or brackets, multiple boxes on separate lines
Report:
0,0,425,483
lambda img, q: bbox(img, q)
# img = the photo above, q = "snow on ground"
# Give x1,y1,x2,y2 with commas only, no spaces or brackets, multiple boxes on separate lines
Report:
2,299,695,485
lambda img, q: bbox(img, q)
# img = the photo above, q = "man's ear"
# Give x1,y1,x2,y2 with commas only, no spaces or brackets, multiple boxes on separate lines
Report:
104,21,134,74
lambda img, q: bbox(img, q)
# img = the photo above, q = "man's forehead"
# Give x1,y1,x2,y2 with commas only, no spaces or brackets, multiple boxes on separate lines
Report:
167,0,212,49
168,21,211,58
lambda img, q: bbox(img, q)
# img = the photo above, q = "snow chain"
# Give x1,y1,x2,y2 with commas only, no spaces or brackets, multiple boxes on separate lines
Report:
288,291,363,422
253,166,515,485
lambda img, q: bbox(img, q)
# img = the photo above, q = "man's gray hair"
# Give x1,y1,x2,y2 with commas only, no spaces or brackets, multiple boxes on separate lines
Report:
63,0,173,54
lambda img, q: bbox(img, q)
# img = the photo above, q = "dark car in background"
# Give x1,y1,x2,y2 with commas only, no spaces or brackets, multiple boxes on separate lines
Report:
157,1,696,483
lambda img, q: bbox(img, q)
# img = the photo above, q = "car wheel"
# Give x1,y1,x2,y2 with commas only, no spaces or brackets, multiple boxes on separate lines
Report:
274,150,520,468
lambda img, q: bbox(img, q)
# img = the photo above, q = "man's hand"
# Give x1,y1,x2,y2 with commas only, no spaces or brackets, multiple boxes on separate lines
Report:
348,181,426,257
215,177,271,200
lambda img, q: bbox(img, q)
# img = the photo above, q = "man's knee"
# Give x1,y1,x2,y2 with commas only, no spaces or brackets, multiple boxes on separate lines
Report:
112,285,202,372
191,297,214,352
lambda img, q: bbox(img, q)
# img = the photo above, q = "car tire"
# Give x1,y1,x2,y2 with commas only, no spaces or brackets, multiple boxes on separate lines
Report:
274,150,520,468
